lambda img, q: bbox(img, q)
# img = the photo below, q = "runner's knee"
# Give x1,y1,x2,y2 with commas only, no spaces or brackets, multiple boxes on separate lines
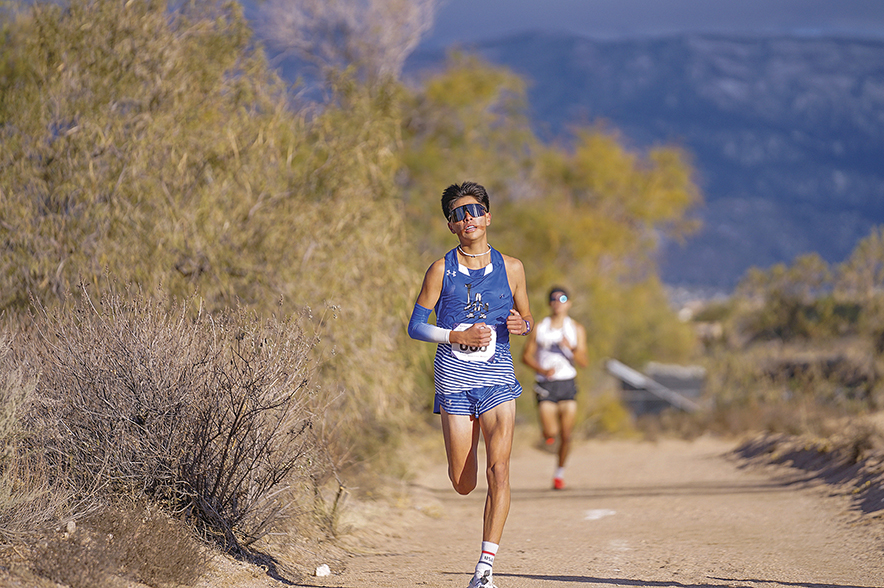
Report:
449,469,477,495
451,478,477,495
486,460,510,490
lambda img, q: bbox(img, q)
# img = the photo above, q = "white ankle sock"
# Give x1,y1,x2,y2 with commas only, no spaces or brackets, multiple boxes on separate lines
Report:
475,541,498,576
554,466,565,480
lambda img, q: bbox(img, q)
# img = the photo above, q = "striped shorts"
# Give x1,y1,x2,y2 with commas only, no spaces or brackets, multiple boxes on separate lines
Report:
434,383,522,417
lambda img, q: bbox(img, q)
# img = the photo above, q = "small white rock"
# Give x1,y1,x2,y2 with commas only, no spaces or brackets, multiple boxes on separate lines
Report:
315,564,331,577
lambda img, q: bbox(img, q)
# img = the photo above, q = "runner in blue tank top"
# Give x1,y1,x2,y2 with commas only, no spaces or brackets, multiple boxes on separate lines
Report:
408,181,534,588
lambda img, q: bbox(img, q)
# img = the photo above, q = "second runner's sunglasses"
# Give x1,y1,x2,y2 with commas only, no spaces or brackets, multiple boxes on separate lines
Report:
448,203,488,223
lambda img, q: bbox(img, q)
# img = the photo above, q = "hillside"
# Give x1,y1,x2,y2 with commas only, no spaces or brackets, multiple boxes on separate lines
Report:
406,33,884,292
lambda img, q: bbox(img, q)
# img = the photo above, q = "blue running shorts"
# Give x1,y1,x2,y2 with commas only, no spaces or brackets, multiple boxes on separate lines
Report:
434,384,522,417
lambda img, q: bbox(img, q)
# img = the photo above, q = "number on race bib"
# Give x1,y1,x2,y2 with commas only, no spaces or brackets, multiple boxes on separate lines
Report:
458,343,487,353
450,323,496,362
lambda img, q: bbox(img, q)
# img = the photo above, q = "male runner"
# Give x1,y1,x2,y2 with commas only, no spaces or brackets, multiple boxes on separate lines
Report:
408,181,533,588
521,287,588,490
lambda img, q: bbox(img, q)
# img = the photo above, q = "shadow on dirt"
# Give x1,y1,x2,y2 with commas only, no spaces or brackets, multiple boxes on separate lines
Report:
732,429,884,517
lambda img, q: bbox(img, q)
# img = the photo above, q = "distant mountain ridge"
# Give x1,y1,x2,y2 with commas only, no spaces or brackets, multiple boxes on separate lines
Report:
406,33,884,292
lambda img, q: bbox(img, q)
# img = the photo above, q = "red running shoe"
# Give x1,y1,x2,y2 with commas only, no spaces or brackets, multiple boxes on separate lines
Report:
553,477,565,490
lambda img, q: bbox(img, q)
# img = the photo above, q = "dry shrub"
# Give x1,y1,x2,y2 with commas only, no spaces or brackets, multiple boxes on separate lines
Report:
697,337,882,437
29,501,205,588
18,284,329,554
0,332,81,541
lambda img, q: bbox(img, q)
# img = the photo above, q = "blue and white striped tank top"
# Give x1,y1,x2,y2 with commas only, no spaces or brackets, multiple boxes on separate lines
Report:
433,247,521,394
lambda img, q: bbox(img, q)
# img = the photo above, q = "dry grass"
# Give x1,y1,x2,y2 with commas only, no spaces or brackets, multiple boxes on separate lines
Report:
0,333,83,542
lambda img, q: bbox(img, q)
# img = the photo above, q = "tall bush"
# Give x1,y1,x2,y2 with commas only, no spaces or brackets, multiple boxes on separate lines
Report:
0,0,423,475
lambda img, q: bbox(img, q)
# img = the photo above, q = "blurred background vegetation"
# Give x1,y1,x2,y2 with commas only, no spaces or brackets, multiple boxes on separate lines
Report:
1,0,883,583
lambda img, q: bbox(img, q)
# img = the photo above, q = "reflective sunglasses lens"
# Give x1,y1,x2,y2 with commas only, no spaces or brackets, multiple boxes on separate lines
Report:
451,205,470,222
450,203,486,222
551,294,568,303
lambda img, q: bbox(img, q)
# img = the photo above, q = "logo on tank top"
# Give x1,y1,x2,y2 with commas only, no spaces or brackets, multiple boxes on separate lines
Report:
464,284,489,320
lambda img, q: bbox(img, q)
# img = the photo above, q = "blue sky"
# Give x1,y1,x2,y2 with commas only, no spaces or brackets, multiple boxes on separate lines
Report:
423,0,884,47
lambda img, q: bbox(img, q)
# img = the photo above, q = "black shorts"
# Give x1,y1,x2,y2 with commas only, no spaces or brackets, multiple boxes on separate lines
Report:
534,379,578,403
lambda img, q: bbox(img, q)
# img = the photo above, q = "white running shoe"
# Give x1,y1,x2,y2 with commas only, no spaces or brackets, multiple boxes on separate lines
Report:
467,570,497,588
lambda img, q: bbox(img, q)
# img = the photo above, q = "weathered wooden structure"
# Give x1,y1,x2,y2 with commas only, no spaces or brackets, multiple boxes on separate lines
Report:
605,359,706,416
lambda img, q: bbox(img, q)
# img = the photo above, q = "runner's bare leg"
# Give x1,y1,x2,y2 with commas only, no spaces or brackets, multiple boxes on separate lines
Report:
478,399,515,543
440,408,481,495
557,399,578,468
537,400,560,441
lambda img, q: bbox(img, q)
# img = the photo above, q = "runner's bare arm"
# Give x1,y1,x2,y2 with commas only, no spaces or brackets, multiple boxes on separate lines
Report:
521,328,554,377
502,255,533,335
571,322,589,368
414,259,445,310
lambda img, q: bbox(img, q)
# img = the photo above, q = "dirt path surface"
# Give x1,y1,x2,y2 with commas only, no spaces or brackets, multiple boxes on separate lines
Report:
311,435,884,588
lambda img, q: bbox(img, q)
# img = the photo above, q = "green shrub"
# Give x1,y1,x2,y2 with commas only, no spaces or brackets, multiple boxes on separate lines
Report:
0,0,423,478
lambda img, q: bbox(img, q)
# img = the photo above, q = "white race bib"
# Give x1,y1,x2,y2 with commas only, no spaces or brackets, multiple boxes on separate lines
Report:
450,323,496,362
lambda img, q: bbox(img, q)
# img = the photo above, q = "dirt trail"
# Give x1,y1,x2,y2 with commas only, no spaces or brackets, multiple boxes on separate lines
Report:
314,434,884,588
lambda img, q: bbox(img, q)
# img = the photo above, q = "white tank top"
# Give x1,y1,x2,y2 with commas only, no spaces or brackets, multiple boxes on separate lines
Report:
534,316,578,382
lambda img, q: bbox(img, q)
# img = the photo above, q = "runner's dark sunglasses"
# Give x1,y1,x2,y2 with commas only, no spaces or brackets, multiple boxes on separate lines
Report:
448,203,487,223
